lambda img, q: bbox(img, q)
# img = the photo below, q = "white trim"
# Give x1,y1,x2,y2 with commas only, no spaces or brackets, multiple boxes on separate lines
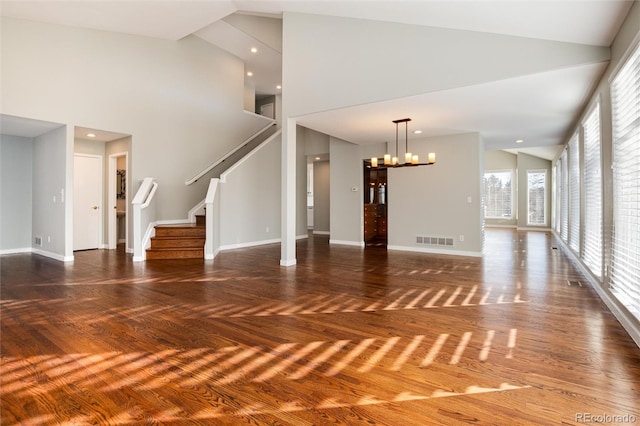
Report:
313,230,330,235
185,122,276,185
329,240,365,247
388,244,482,258
219,238,281,251
188,199,205,223
280,259,297,267
32,248,74,262
205,247,220,260
0,248,32,255
485,224,517,229
243,109,277,123
108,152,128,250
296,234,309,240
516,226,552,232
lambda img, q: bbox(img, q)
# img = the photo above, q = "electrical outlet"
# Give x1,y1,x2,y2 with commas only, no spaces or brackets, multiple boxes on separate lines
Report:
459,235,465,242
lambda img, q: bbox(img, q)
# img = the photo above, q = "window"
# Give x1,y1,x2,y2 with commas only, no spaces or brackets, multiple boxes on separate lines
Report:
568,133,580,253
554,162,562,233
610,43,640,320
582,103,602,277
560,152,569,240
527,170,546,226
483,171,513,219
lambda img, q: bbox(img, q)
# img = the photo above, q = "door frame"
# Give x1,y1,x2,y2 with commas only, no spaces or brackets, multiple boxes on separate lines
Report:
73,153,104,250
108,152,128,249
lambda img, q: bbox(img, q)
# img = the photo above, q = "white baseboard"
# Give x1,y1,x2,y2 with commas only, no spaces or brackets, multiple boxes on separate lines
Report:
280,258,297,267
329,240,365,247
516,226,552,232
32,248,74,262
387,245,482,258
313,230,330,235
219,238,281,251
485,224,517,229
0,247,32,255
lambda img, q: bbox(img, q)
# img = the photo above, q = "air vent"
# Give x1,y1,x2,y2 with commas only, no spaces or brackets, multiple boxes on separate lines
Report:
416,235,454,247
34,236,42,246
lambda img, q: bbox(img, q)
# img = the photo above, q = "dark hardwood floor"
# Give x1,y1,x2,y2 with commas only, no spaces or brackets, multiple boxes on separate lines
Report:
1,229,639,425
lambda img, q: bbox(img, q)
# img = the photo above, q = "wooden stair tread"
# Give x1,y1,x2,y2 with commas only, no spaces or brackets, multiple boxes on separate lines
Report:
146,222,206,260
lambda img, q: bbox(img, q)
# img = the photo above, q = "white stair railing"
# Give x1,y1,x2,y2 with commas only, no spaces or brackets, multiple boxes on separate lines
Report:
185,122,276,186
204,178,220,260
132,177,158,262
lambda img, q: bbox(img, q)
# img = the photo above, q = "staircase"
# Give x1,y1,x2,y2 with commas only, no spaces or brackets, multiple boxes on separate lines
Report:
146,215,205,260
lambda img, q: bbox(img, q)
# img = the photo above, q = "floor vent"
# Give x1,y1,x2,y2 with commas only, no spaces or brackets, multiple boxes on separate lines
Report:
567,280,583,287
416,235,454,247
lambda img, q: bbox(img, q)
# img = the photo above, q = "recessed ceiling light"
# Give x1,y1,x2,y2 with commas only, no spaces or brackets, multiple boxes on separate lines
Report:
413,130,422,134
315,157,321,160
87,133,96,138
516,139,524,144
276,85,282,90
250,47,258,53
246,71,253,77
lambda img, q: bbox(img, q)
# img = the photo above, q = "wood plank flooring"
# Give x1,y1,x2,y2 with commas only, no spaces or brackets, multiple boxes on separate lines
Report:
1,229,639,425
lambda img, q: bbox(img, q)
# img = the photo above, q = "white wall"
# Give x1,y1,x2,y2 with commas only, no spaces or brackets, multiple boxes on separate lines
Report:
329,137,364,245
312,160,330,234
219,135,281,248
32,126,69,260
388,133,484,256
1,17,270,223
0,135,33,252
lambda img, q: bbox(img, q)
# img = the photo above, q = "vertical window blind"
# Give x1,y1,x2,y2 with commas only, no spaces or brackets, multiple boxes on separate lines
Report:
551,166,562,234
528,170,546,226
560,152,569,241
568,133,580,253
610,43,640,320
583,103,603,278
483,171,513,219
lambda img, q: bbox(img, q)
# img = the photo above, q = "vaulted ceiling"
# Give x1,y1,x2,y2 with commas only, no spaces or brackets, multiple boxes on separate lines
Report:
1,1,635,159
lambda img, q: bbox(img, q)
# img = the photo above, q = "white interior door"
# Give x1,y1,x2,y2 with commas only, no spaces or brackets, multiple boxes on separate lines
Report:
74,154,102,250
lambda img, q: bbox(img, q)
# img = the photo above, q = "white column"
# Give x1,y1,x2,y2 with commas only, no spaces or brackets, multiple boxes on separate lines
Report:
280,117,297,266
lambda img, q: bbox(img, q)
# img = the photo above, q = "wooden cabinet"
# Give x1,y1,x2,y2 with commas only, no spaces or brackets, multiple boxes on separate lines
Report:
363,163,387,247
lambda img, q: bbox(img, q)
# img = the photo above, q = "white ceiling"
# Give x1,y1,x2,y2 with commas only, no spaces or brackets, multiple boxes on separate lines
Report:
1,0,635,159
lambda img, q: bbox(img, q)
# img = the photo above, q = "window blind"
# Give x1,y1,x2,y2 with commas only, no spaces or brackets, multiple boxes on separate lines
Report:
560,152,569,241
483,171,513,219
527,170,546,226
554,163,562,233
582,103,602,278
568,134,580,253
610,43,640,320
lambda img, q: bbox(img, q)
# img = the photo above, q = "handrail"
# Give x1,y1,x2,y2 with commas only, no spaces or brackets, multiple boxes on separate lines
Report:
185,122,276,186
132,177,157,205
140,182,158,209
132,177,158,262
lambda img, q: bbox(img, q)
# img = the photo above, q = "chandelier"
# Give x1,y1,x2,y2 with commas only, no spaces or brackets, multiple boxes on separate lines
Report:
370,118,435,168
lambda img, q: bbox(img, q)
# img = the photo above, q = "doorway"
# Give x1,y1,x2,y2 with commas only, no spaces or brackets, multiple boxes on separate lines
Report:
73,154,103,250
363,161,387,247
108,152,128,249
